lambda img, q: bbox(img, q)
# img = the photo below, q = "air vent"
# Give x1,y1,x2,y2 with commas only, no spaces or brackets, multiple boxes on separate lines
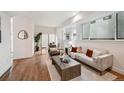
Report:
90,20,96,24
103,15,112,20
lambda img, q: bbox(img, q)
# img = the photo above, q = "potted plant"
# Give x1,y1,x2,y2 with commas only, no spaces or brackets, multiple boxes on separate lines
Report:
34,32,42,52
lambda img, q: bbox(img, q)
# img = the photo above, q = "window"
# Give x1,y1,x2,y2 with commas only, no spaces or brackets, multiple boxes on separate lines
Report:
90,15,115,40
63,26,76,41
42,34,48,48
82,23,90,40
49,34,56,43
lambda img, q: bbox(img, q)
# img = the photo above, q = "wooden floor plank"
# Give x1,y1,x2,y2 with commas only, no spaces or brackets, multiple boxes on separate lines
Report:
2,51,51,81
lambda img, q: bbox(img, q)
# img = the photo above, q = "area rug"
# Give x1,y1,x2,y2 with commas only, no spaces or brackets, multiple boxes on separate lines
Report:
46,55,117,81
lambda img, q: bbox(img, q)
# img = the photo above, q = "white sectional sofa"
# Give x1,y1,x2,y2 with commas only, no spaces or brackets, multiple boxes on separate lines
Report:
68,47,113,74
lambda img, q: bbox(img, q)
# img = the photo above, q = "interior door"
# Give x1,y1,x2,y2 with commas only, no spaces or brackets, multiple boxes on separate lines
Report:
49,34,56,43
42,34,48,48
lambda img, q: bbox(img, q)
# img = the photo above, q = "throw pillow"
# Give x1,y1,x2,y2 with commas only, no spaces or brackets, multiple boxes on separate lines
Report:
86,49,93,57
71,47,77,52
77,47,83,53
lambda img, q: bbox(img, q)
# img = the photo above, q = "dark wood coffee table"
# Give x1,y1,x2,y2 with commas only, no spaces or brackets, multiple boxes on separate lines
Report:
52,55,81,81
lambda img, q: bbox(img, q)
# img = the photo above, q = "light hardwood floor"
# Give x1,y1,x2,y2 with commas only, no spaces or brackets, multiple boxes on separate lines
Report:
1,49,124,81
1,50,51,81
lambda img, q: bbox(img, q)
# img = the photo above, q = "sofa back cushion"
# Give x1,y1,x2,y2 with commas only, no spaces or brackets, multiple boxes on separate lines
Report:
100,50,109,55
86,49,93,57
77,47,82,53
92,49,102,57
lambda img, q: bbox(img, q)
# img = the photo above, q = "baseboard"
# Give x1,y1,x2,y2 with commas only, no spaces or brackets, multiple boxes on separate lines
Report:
13,54,34,61
13,56,33,61
112,66,124,75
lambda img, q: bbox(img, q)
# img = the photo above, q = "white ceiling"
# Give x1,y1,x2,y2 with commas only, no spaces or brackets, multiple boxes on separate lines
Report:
3,11,79,27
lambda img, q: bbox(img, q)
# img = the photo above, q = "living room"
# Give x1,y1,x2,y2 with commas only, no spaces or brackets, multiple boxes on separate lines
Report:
0,11,124,81
57,11,124,76
49,11,124,81
1,0,124,93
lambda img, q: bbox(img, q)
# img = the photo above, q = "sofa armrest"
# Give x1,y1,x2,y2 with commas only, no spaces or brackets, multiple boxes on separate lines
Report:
96,54,113,71
98,54,112,59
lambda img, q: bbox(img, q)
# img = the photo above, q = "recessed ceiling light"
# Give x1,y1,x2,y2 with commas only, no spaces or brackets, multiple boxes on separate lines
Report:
72,12,79,16
72,14,82,23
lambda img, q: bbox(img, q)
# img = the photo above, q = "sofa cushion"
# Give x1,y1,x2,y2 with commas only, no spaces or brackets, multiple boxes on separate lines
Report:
83,47,88,54
69,52,77,59
86,49,93,57
75,53,93,63
77,47,83,53
92,49,102,57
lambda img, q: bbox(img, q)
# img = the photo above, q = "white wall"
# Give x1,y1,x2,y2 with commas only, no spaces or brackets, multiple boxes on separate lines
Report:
56,28,63,46
13,16,34,59
59,11,124,75
35,25,56,35
0,12,12,77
